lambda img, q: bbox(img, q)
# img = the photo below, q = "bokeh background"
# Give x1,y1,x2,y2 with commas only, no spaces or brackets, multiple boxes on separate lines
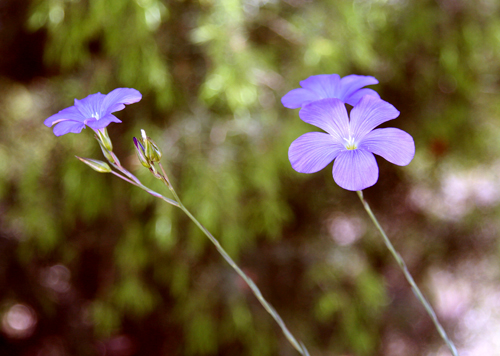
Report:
1,0,500,355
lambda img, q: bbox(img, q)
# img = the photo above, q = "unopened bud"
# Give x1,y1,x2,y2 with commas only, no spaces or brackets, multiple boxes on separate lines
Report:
133,137,151,168
140,129,162,163
96,128,113,151
76,156,112,173
147,140,162,162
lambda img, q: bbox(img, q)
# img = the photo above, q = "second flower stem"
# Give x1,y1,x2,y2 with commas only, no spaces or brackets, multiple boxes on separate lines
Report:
356,190,458,356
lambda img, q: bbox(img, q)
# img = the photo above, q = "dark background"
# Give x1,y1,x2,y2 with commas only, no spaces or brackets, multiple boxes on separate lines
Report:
1,0,499,355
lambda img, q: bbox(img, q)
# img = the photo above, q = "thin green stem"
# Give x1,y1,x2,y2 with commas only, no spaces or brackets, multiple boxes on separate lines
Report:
356,190,459,356
138,183,179,207
109,164,179,207
157,163,309,356
181,204,307,355
110,170,138,185
110,155,142,186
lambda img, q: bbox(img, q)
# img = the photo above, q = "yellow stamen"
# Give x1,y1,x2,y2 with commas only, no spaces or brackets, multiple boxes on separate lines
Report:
344,137,357,150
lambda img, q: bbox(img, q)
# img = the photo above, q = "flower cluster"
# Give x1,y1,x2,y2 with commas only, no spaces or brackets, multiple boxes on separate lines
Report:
282,74,415,191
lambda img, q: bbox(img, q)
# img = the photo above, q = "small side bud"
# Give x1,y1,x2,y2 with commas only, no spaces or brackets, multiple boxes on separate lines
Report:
133,137,151,168
147,139,162,162
76,156,112,173
96,128,113,151
140,130,162,163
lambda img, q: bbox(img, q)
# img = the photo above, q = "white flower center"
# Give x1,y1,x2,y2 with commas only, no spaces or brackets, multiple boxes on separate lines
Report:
93,112,100,120
344,136,357,150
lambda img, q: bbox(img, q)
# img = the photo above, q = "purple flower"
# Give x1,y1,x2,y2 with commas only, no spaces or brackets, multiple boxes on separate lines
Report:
288,95,415,191
281,74,380,109
44,88,142,136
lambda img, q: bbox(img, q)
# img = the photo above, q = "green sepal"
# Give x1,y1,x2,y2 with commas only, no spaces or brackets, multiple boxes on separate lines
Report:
96,138,118,165
96,128,113,151
133,137,151,168
137,149,151,168
141,129,162,163
148,140,162,162
76,156,112,173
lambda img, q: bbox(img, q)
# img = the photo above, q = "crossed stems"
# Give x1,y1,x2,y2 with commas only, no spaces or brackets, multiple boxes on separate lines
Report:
95,136,310,356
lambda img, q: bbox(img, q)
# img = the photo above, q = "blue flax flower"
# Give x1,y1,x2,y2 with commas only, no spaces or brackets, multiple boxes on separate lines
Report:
281,74,380,109
44,88,142,136
288,95,415,191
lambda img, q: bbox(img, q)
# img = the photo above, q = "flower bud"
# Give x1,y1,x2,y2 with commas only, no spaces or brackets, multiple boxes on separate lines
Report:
140,129,162,163
147,140,162,162
133,137,151,168
76,156,112,173
96,128,113,151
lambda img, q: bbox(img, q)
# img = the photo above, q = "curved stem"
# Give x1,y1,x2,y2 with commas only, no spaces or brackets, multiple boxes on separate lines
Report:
157,163,309,355
356,191,459,356
181,204,307,355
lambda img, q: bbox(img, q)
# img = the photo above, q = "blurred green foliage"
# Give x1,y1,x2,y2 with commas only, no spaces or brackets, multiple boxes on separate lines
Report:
2,0,500,355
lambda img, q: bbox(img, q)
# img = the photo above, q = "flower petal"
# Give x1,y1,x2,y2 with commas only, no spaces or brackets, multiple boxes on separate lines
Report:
344,88,380,107
74,93,106,120
85,114,122,130
299,74,341,99
289,132,344,173
52,120,86,136
349,95,400,140
339,75,378,100
359,128,415,166
44,106,84,127
332,149,378,191
298,98,350,140
281,88,323,109
101,88,142,115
